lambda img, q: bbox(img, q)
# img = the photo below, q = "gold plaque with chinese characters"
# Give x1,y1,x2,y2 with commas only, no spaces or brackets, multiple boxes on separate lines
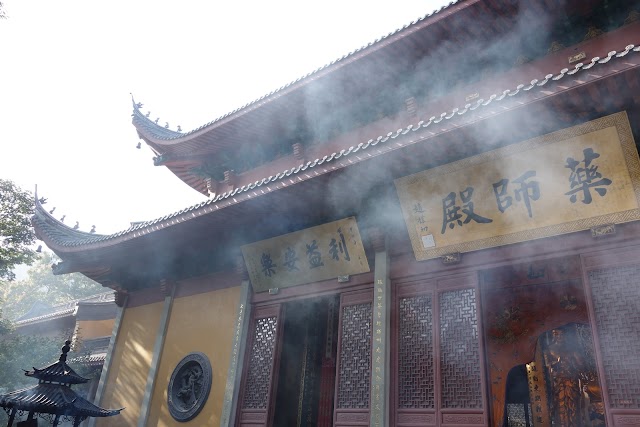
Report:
395,112,640,261
242,217,370,292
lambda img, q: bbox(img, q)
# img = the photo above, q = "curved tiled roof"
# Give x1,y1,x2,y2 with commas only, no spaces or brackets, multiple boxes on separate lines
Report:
15,292,114,326
24,341,88,385
32,196,107,247
131,96,184,139
25,362,88,385
132,0,464,141
0,383,122,418
14,306,75,326
36,42,640,251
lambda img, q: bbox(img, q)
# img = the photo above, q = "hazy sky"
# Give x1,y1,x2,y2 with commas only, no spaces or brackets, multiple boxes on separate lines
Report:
0,0,452,235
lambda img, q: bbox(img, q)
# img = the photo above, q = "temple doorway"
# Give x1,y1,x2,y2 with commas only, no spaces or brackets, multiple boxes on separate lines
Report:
272,295,339,427
480,256,606,427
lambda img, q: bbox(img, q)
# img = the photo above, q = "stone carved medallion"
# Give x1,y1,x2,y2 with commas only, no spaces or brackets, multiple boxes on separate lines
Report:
168,352,212,422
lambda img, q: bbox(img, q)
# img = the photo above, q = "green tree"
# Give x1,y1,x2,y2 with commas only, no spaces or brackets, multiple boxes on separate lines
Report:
0,335,62,393
2,251,105,320
0,179,36,282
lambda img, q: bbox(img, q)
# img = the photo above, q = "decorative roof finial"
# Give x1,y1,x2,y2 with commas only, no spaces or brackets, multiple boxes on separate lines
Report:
145,111,151,117
164,122,169,129
90,225,96,233
59,340,72,362
73,221,79,230
60,215,66,223
38,197,47,205
49,207,56,214
177,125,182,132
155,118,159,124
136,142,142,149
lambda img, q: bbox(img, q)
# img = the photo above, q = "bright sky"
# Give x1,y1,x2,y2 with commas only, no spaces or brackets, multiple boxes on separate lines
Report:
0,0,452,235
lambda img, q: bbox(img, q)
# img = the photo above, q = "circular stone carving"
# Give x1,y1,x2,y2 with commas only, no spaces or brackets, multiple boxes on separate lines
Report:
167,352,212,422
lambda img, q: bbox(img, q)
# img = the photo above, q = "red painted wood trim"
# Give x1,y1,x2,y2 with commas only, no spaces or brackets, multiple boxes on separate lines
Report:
174,269,241,299
390,221,640,283
126,287,164,308
251,272,374,304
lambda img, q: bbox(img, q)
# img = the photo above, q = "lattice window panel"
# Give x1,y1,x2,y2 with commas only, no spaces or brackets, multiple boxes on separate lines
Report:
242,316,278,409
589,266,640,408
439,288,482,408
336,303,372,409
398,295,434,408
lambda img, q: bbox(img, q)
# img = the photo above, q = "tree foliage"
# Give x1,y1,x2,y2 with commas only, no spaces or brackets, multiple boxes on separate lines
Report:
0,334,62,393
2,252,105,320
0,179,36,281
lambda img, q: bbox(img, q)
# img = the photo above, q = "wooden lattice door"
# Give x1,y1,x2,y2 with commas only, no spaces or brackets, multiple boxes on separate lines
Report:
237,304,283,427
393,273,487,426
333,289,373,426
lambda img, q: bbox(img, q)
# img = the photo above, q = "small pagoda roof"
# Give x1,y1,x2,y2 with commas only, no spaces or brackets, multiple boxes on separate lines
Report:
0,341,123,423
0,383,122,418
24,341,88,385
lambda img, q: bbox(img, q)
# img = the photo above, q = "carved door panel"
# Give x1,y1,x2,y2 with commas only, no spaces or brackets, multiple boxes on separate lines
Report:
394,282,437,426
238,304,284,427
438,285,485,426
334,289,373,427
393,273,487,427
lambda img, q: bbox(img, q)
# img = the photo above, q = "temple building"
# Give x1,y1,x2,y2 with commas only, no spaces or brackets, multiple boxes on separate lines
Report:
12,292,117,406
33,0,640,426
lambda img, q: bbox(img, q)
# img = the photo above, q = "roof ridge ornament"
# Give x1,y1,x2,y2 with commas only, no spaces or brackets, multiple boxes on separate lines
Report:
59,340,71,362
130,93,184,138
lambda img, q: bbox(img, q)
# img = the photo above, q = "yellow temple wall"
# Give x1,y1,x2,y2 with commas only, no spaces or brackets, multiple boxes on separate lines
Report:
76,319,114,342
96,301,164,427
147,285,240,427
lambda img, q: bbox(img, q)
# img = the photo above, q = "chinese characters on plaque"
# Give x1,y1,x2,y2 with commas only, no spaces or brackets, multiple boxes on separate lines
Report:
395,112,640,261
241,217,370,292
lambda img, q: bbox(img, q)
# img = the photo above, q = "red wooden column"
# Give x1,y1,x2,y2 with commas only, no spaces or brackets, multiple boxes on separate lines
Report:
317,297,338,427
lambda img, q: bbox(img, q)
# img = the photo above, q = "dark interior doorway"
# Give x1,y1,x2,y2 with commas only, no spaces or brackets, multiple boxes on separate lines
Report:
273,295,339,427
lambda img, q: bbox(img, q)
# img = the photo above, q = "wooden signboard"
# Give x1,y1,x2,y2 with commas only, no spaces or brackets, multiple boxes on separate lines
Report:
395,112,640,261
242,217,370,292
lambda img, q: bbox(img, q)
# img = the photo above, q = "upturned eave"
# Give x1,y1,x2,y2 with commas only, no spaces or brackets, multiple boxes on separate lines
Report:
40,36,640,260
